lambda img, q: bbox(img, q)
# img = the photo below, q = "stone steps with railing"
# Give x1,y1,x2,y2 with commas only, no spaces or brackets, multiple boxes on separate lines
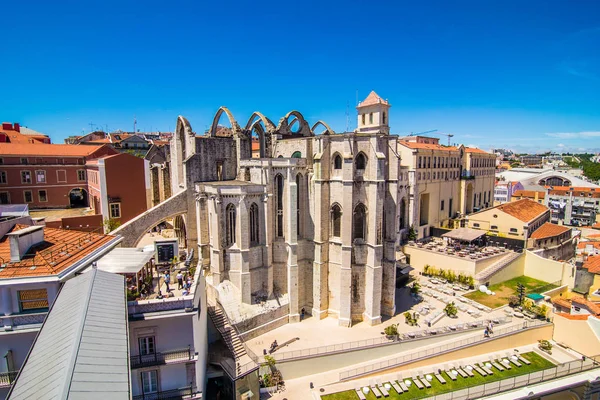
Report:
207,303,247,360
475,252,522,283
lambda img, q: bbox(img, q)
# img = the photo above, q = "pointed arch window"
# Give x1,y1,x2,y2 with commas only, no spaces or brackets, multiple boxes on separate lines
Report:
275,174,284,237
355,153,367,170
225,203,236,246
333,154,342,170
296,174,302,237
291,151,302,158
331,204,342,237
249,202,259,245
353,203,367,241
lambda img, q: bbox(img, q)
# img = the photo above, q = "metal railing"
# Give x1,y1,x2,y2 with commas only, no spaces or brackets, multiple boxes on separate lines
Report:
130,347,193,369
0,311,47,328
132,385,195,400
0,371,18,387
339,319,549,381
267,317,512,363
422,357,599,399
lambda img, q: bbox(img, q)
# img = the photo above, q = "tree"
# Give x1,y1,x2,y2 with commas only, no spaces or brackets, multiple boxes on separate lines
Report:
444,302,458,318
103,217,121,233
408,226,417,241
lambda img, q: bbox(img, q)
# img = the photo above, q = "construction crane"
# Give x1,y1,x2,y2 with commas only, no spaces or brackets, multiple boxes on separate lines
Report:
408,129,438,137
433,132,454,146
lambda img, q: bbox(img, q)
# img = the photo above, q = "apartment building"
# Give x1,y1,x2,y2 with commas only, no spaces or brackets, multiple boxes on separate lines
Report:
545,186,600,227
0,122,50,144
511,189,545,204
0,143,117,208
397,136,496,238
493,180,524,204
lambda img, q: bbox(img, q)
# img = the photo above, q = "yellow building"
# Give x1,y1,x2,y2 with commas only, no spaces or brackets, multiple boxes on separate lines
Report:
466,198,550,241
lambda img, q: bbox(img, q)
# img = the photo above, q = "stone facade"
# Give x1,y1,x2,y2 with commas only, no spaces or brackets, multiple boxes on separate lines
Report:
155,92,497,328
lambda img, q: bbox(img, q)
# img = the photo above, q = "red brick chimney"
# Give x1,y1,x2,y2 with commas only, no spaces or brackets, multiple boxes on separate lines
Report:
13,123,20,132
2,122,12,130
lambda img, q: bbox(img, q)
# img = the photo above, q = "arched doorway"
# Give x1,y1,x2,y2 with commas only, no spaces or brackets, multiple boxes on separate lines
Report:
173,215,187,248
69,188,88,208
466,184,474,214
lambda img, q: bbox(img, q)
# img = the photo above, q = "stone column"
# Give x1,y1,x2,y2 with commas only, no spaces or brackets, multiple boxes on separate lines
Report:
312,178,329,319
339,156,354,327
286,168,300,322
263,193,274,296
238,196,252,304
363,181,383,325
209,195,224,283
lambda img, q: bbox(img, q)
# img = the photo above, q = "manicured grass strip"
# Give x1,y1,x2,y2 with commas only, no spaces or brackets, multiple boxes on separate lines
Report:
464,276,556,309
321,352,554,400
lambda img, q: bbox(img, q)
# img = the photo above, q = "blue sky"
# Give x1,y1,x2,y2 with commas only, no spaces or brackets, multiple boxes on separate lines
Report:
2,0,600,153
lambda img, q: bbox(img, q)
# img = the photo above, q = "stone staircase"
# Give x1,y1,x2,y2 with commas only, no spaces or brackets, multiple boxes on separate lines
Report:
207,304,247,360
475,252,523,283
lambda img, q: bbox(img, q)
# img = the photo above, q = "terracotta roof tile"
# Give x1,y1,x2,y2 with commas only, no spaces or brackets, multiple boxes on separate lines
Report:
358,91,389,107
530,222,571,239
0,143,108,157
0,129,50,144
496,199,548,223
578,242,600,250
512,190,546,199
583,256,600,275
465,147,490,154
553,296,600,316
556,313,589,320
553,298,572,309
0,224,117,279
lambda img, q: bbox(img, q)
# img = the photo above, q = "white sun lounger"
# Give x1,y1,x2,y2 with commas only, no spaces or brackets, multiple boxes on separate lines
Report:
435,373,447,384
420,376,432,388
355,388,367,400
412,377,424,389
369,380,382,398
462,367,475,377
479,362,494,375
391,380,403,393
506,354,522,367
499,358,512,369
518,355,531,365
377,379,390,397
446,369,457,381
455,367,469,378
491,361,505,371
397,375,409,392
472,365,487,376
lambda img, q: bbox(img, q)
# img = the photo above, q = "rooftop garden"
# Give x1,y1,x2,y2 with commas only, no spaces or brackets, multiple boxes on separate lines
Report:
321,351,554,400
463,276,557,309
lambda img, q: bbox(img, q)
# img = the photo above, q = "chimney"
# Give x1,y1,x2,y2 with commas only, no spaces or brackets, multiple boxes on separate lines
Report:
534,192,539,201
13,123,20,132
7,225,45,262
2,122,12,131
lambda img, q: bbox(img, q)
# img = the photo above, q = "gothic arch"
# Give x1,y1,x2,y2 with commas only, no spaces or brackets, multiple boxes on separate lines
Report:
245,112,276,158
276,110,312,136
311,120,335,135
244,111,276,132
209,106,241,137
174,115,194,189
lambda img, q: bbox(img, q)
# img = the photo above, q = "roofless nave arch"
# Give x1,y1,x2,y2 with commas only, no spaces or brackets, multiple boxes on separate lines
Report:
115,99,414,328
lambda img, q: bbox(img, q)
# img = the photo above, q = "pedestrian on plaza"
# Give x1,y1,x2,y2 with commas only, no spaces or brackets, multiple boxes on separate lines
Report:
488,322,494,335
301,307,305,320
177,271,184,289
164,272,171,292
484,328,489,338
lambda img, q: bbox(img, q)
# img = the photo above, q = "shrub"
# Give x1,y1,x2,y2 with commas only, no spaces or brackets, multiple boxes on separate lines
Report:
411,282,421,294
538,339,552,353
508,295,520,308
264,355,276,369
536,304,549,318
384,324,398,336
444,302,458,318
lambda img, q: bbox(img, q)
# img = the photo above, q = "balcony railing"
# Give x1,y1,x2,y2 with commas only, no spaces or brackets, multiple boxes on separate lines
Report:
132,385,195,400
460,172,475,180
0,311,47,329
0,371,18,388
130,347,193,369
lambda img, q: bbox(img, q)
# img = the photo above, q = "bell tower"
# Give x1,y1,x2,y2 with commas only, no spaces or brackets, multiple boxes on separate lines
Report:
356,91,391,134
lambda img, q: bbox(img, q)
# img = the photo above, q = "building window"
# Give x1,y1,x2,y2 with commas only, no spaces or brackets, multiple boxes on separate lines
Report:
0,171,6,184
440,200,445,211
21,170,32,184
355,153,367,170
20,157,28,165
0,158,3,164
77,170,86,181
0,192,9,204
333,154,342,170
225,203,236,246
141,370,158,394
382,112,386,124
491,225,498,230
24,190,33,203
36,170,46,183
369,113,373,124
138,336,155,356
275,174,284,238
418,156,422,168
39,190,48,202
291,151,302,158
361,114,366,125
249,202,259,245
510,228,518,233
18,289,49,312
473,223,480,228
353,203,367,241
427,157,431,168
110,203,121,218
296,174,302,237
331,204,342,237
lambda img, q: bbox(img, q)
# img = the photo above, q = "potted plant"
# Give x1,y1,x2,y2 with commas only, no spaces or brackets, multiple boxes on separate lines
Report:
444,302,458,318
411,282,421,295
404,311,414,326
538,340,553,354
384,323,399,340
260,355,282,394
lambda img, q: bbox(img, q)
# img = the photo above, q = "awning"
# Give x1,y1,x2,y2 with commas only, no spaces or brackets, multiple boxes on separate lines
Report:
399,266,414,275
95,247,155,275
442,227,487,242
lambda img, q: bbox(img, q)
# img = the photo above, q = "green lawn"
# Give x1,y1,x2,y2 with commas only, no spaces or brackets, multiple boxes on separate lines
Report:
463,276,557,309
322,352,555,400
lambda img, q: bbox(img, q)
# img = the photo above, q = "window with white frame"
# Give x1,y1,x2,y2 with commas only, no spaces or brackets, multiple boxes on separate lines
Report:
141,370,158,394
0,171,6,184
39,190,48,202
18,289,49,312
36,170,46,183
138,336,155,356
24,190,33,203
110,203,121,218
77,170,86,181
21,170,32,184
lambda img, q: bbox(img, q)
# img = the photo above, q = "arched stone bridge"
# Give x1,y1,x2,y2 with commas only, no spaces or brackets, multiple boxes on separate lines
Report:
112,190,189,247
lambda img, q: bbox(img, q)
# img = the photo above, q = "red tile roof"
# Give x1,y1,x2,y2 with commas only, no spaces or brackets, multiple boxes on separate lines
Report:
0,143,109,157
578,242,600,250
398,141,458,151
465,147,490,154
0,129,50,144
553,296,600,316
358,91,389,107
583,256,600,275
0,224,117,279
529,223,571,239
496,199,549,223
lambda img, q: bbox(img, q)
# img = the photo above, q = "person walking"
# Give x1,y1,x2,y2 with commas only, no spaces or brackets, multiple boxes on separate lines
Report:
164,272,171,292
177,271,184,290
